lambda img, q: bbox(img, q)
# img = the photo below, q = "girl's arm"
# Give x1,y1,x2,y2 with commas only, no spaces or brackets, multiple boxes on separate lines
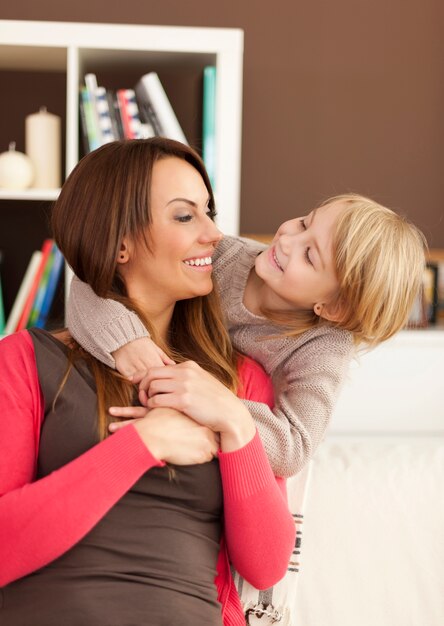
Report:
67,276,149,369
67,277,354,478
244,330,353,477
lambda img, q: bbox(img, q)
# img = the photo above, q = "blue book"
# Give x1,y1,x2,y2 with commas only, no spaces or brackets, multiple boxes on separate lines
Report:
35,245,64,329
202,66,217,189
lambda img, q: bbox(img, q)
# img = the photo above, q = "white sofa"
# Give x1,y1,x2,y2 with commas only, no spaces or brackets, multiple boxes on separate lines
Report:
292,330,444,626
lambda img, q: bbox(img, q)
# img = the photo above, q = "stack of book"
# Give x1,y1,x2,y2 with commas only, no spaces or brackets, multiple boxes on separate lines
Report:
79,71,188,153
79,65,218,188
3,240,64,335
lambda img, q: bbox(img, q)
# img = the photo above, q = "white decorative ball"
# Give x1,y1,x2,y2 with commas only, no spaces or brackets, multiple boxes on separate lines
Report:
0,142,34,189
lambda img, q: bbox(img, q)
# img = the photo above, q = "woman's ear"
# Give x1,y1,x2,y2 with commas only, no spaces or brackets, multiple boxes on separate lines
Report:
117,238,131,265
313,299,345,322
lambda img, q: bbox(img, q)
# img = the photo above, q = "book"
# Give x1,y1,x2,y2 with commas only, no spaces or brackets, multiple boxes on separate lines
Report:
4,251,43,335
202,66,217,188
35,244,64,329
135,72,188,144
107,90,124,140
79,90,92,154
80,87,100,152
84,73,104,146
117,89,144,139
108,91,125,139
27,243,57,328
15,239,54,332
137,97,163,136
95,86,116,143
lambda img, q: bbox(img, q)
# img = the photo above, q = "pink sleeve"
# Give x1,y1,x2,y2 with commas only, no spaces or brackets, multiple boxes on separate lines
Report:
0,332,163,587
217,357,295,589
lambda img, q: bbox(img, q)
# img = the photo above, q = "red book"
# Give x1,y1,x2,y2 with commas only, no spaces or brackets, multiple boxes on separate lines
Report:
15,239,54,331
116,89,142,139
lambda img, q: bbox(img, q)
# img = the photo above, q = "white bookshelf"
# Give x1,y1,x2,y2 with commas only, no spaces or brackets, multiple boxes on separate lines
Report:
0,19,244,234
0,20,244,334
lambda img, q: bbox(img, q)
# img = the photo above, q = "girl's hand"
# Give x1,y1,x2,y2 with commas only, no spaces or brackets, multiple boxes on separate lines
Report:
112,337,175,378
136,361,256,450
108,406,219,465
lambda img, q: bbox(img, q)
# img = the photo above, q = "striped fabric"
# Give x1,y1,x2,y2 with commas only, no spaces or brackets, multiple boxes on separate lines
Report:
235,462,312,625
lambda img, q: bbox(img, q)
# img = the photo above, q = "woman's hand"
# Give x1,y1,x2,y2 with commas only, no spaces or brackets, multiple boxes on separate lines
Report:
135,361,256,451
112,337,175,378
109,406,219,465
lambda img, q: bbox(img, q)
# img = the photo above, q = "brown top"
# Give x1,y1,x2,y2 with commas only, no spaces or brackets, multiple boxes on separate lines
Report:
3,329,223,626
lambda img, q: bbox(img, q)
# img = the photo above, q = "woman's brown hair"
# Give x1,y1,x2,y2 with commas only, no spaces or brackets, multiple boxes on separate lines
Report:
52,138,237,439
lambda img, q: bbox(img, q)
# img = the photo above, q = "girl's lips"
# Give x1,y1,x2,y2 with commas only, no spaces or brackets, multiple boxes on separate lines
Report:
268,246,284,271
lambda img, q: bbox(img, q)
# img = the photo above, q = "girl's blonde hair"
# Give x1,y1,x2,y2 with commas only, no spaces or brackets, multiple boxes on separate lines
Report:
329,193,427,346
266,193,427,347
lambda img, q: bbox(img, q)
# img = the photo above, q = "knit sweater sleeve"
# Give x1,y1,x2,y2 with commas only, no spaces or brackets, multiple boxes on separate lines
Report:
67,276,148,368
242,328,354,477
0,332,163,588
218,357,295,590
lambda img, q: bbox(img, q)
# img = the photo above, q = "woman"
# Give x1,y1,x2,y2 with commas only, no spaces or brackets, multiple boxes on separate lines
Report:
0,139,295,625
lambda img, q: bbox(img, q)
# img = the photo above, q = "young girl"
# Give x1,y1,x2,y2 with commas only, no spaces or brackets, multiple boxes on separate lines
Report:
67,193,427,477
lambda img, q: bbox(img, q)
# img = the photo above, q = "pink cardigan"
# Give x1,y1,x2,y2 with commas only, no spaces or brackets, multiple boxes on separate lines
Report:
0,331,295,625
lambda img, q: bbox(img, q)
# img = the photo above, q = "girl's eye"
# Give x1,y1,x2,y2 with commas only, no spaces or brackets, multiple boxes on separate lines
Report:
299,218,307,230
304,247,313,266
175,214,193,223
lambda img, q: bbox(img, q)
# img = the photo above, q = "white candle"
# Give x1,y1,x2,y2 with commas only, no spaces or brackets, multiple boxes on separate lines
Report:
25,107,61,189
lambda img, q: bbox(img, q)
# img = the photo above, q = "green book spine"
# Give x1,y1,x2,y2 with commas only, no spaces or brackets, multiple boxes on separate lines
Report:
202,66,217,189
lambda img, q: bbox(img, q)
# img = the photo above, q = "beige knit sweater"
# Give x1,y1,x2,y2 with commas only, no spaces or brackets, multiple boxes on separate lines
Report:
67,236,354,477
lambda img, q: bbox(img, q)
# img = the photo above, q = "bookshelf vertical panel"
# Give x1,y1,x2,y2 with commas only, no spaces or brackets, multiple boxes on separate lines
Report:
215,45,243,235
66,46,79,176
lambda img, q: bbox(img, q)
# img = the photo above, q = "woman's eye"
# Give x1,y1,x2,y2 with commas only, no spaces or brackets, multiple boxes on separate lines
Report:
299,218,307,230
175,214,193,223
207,209,218,221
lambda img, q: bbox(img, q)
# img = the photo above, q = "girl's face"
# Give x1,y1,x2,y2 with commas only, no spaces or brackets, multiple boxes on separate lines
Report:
254,200,346,317
122,157,222,312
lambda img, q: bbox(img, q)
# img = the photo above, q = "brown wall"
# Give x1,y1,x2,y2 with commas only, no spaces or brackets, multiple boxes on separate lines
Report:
2,0,444,246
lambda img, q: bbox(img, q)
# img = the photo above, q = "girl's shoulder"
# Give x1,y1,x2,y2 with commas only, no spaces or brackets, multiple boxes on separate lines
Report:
214,235,266,264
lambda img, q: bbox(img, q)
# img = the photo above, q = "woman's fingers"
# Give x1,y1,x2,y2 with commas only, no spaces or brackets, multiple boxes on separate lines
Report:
108,418,138,432
108,406,147,419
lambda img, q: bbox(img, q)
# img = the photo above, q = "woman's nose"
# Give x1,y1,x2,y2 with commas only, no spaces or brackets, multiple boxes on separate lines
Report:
201,218,223,244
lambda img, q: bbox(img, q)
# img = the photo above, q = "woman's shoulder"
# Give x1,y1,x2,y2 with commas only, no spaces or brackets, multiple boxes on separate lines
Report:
0,331,42,411
0,329,35,361
237,355,274,407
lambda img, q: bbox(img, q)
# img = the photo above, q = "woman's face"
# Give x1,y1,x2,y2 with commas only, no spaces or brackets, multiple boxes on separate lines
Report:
123,157,222,311
254,200,346,316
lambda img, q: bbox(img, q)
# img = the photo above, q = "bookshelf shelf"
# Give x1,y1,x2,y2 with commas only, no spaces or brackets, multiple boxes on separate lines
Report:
0,19,244,331
0,189,60,201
